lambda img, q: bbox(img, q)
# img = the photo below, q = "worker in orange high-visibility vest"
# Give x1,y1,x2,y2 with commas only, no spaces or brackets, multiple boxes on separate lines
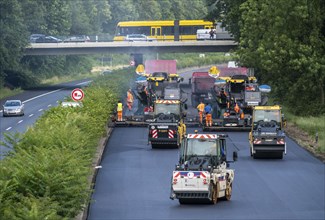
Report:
204,103,213,127
196,101,205,124
126,89,134,110
117,100,123,121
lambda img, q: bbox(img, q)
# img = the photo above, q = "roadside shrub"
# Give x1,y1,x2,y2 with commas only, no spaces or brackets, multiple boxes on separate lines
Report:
0,68,134,218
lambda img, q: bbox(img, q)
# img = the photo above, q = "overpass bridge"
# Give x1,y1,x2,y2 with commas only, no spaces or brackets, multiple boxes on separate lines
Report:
25,41,237,56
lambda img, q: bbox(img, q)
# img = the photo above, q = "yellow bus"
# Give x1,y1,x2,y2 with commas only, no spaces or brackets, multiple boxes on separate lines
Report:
113,20,214,41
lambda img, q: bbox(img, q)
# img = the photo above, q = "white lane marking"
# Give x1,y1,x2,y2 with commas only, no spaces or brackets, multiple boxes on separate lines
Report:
38,109,43,112
0,110,2,113
48,104,52,107
29,114,34,117
20,80,92,104
76,80,92,86
18,120,23,124
6,127,12,131
22,88,63,104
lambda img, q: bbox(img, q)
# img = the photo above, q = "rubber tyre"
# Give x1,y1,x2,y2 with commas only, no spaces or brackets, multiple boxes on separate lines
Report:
210,183,218,204
225,183,232,201
179,199,190,204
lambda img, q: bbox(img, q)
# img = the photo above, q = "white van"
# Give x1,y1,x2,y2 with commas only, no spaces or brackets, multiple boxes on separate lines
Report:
196,29,216,40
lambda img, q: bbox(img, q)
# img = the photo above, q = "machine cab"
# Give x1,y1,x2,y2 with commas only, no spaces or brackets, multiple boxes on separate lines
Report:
178,134,230,170
251,106,283,131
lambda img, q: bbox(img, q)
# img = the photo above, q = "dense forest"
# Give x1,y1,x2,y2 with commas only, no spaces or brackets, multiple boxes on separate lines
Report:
206,0,325,116
0,0,208,89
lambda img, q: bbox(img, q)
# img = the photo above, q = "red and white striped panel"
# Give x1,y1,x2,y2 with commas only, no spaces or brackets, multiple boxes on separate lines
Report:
187,134,218,139
168,129,175,138
152,129,158,138
253,139,261,144
155,100,180,104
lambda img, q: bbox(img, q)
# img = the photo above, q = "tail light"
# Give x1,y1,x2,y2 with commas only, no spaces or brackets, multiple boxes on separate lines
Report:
253,138,261,144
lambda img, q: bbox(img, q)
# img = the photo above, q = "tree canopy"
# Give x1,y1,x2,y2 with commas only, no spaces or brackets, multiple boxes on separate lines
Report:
0,0,209,89
206,0,325,116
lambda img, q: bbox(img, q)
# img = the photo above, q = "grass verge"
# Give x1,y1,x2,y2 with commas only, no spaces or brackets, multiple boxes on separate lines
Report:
284,108,325,154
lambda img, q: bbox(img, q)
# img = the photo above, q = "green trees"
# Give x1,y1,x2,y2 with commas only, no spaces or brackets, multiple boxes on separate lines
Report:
0,0,209,91
207,0,325,116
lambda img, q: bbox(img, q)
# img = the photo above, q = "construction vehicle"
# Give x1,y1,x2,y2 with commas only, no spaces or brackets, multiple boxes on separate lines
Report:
113,60,183,126
134,60,183,111
197,65,270,131
148,100,187,148
249,105,286,159
170,132,237,204
190,72,215,107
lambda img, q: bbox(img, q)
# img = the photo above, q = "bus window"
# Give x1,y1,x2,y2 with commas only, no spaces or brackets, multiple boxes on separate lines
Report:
162,26,174,35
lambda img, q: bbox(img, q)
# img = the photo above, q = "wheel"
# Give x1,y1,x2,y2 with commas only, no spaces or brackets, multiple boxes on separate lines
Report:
276,152,283,159
210,183,218,204
225,183,232,200
253,152,258,159
179,199,190,204
151,144,158,149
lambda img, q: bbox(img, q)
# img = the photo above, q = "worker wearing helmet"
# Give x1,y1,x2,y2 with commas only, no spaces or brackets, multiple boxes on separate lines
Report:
126,89,134,110
204,103,213,127
196,101,205,124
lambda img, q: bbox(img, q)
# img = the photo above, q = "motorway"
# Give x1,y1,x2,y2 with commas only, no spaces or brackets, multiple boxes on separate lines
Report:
0,79,91,159
0,69,323,219
87,69,325,220
88,128,324,220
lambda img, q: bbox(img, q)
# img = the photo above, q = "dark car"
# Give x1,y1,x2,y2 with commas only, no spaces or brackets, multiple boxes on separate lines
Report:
63,35,90,43
35,36,62,43
30,34,45,43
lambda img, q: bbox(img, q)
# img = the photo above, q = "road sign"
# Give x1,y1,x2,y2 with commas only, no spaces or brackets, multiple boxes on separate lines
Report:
71,88,84,101
130,60,135,66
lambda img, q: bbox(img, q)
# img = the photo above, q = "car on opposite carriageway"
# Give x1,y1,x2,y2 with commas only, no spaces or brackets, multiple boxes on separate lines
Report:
2,100,24,117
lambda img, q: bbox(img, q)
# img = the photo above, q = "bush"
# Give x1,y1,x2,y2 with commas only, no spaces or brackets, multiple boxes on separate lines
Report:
0,68,135,218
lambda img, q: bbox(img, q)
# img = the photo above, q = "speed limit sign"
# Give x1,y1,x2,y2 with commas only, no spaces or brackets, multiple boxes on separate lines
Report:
71,88,84,101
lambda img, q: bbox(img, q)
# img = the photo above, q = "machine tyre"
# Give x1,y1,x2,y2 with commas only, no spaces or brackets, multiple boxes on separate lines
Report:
210,183,218,204
179,199,190,204
225,183,232,200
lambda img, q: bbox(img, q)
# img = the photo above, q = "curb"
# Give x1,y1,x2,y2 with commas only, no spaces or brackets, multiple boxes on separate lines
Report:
75,122,115,220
